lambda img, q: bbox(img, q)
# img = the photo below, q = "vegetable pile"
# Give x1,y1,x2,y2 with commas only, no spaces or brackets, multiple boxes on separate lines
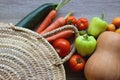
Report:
16,0,120,80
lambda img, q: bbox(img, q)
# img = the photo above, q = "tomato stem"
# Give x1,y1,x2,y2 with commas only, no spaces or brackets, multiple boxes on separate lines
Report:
77,58,82,63
68,20,73,24
101,13,104,20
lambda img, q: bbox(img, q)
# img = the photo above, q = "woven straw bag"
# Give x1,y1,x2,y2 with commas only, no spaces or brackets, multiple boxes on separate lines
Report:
0,22,79,80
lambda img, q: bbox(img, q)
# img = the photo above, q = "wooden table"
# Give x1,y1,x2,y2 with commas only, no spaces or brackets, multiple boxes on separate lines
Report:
0,0,120,80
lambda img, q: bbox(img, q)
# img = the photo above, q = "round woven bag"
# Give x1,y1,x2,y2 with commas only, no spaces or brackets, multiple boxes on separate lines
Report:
0,23,79,80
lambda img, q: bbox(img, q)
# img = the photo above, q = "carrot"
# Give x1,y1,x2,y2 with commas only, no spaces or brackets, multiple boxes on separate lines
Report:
36,10,57,33
36,0,70,33
40,11,73,35
40,17,65,34
45,30,73,42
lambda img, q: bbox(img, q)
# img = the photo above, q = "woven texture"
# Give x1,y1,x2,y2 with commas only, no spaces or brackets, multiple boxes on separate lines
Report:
0,23,79,80
0,23,67,80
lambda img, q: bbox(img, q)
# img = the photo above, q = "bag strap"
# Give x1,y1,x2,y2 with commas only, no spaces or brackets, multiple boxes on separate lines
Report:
41,25,79,65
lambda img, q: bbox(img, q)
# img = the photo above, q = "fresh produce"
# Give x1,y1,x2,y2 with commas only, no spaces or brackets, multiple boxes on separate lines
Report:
69,54,85,72
52,38,71,58
84,31,120,80
16,3,57,30
46,30,73,42
36,0,70,33
75,34,97,56
87,14,108,38
40,11,73,35
40,17,66,34
66,16,77,25
112,17,120,27
36,10,57,32
106,24,116,31
115,28,120,34
76,18,89,30
79,30,87,35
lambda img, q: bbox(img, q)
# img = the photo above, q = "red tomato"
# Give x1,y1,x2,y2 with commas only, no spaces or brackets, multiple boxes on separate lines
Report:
52,38,71,58
66,16,77,25
76,18,89,30
69,54,85,72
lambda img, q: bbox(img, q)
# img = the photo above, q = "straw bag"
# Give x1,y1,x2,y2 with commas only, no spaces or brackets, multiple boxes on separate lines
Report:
0,22,79,80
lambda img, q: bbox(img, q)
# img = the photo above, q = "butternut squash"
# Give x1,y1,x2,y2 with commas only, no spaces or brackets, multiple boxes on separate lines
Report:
84,31,120,80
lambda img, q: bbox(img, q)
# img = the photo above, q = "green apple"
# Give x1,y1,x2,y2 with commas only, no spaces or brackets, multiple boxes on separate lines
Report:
75,34,97,56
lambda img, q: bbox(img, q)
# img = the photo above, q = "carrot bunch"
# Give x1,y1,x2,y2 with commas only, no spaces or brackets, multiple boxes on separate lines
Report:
35,0,75,42
36,0,70,33
44,11,74,42
40,11,73,35
42,11,74,42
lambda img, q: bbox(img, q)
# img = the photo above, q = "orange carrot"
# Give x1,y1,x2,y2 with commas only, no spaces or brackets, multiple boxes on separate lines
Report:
36,10,57,33
45,30,73,42
36,0,70,33
40,11,73,35
40,17,66,35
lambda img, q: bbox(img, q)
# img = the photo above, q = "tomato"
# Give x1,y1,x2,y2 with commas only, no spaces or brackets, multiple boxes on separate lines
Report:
52,38,71,58
76,18,89,30
69,54,85,72
66,16,77,25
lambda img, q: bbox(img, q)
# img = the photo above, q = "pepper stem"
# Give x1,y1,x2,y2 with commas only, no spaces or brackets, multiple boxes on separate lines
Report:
83,34,88,40
101,13,104,20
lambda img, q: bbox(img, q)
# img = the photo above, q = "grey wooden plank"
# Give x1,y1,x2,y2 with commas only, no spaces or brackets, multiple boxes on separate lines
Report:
0,0,120,24
0,0,120,80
